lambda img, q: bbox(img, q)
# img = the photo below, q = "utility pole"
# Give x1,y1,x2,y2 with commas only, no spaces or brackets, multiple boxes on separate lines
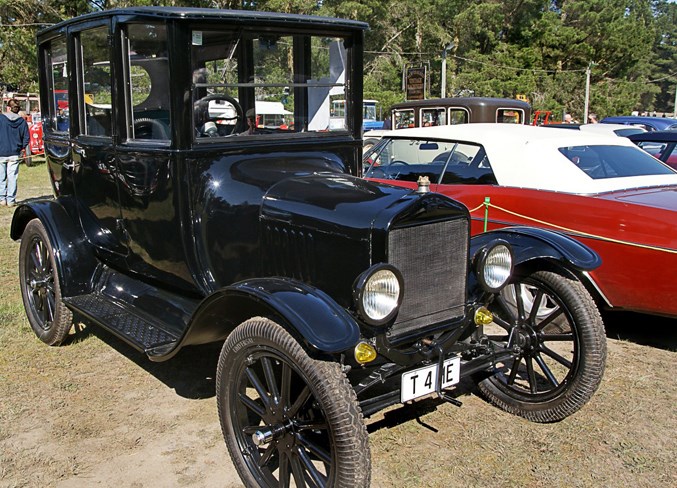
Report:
441,43,455,99
674,82,677,118
584,62,593,123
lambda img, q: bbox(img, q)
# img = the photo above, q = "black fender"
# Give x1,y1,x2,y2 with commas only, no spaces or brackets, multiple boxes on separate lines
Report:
181,277,361,357
470,226,601,272
10,199,98,297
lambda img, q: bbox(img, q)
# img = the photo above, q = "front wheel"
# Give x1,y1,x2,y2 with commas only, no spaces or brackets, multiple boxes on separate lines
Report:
478,270,606,423
216,318,371,487
19,219,73,345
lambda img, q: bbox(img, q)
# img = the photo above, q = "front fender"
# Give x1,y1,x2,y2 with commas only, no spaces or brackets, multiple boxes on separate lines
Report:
183,277,361,356
11,198,98,297
470,226,601,271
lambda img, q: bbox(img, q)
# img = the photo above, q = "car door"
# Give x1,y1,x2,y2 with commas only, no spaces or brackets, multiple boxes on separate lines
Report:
70,21,127,258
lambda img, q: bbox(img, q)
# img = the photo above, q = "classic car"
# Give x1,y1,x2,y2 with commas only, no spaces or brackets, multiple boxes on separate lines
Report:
363,96,531,151
12,8,606,488
600,115,677,131
364,123,677,319
629,130,677,170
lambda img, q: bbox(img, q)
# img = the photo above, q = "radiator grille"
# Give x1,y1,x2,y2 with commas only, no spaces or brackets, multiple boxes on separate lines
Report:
388,219,468,339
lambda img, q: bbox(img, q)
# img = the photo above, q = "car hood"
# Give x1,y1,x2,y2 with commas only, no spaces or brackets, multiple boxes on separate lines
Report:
596,185,677,211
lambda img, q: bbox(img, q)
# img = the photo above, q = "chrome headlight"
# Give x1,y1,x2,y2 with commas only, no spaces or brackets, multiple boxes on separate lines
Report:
476,242,513,292
353,264,403,326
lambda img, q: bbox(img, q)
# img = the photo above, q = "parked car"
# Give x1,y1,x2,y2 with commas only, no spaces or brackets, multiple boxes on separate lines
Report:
12,8,607,487
544,122,646,137
363,97,531,151
600,115,677,131
364,123,677,319
629,130,677,170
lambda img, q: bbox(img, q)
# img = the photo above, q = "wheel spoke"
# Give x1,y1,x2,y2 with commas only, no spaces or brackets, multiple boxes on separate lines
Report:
45,290,56,323
540,345,573,369
280,362,292,411
506,356,522,385
279,451,291,488
534,354,560,388
245,366,273,411
525,356,538,394
513,283,526,321
534,307,564,332
30,245,42,273
257,441,277,468
297,433,331,465
526,290,545,325
297,446,327,487
541,333,574,342
288,385,311,418
295,420,328,432
290,455,307,488
238,391,266,418
261,357,280,406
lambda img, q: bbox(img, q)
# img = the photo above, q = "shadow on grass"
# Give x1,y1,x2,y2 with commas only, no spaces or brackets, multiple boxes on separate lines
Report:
66,317,220,400
603,311,677,351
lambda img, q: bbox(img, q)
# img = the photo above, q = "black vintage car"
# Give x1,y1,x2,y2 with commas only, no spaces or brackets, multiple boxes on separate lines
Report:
12,8,606,488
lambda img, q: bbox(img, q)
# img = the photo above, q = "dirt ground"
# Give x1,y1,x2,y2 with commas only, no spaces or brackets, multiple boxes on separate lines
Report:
1,165,676,487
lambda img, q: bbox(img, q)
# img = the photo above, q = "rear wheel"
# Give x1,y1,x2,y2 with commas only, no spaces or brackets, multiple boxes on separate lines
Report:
19,219,73,345
217,318,370,487
478,270,606,422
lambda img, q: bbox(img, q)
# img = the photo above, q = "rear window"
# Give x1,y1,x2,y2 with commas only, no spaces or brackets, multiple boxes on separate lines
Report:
558,145,676,179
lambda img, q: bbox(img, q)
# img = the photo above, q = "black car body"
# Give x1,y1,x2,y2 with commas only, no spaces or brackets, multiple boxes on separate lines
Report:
12,8,606,487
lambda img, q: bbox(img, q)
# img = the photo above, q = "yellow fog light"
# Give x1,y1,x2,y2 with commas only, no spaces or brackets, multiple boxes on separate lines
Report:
354,342,377,364
474,306,494,326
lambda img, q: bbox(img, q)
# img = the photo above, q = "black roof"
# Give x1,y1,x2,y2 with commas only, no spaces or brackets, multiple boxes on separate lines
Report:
39,6,368,37
391,97,531,111
628,130,677,142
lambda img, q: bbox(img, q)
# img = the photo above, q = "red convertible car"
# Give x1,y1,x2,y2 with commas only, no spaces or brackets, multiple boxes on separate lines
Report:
364,124,677,318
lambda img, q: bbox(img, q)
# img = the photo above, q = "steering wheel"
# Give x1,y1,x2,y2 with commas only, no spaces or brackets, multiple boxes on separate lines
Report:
390,160,409,166
194,94,244,136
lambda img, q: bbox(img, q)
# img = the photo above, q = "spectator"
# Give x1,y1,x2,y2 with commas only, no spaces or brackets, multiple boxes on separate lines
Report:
588,112,598,124
0,98,30,207
564,113,576,124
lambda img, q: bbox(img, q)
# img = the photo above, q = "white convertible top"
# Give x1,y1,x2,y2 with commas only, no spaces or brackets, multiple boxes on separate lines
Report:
385,124,677,194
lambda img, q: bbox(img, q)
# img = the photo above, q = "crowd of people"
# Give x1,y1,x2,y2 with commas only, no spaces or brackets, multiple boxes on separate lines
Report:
0,98,29,207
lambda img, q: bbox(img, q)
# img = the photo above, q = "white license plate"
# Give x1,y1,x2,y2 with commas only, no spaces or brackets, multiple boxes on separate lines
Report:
400,357,461,403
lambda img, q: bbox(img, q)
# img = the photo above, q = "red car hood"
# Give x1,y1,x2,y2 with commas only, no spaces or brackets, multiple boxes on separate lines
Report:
597,185,677,211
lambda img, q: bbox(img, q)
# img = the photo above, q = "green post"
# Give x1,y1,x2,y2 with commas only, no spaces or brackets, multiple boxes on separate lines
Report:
483,197,490,233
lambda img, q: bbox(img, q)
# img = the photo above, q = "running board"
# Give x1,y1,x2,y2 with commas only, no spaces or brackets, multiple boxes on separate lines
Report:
65,294,179,355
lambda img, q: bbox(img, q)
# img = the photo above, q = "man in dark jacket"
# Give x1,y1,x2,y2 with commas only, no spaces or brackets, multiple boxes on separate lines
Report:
0,98,29,207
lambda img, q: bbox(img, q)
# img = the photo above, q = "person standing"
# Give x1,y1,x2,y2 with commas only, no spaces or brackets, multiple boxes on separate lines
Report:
0,98,29,207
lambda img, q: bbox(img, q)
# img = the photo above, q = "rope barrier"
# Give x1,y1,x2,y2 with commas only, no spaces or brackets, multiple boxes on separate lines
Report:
470,197,677,255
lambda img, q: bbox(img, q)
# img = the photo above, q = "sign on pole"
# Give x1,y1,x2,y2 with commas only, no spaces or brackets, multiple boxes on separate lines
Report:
406,66,426,101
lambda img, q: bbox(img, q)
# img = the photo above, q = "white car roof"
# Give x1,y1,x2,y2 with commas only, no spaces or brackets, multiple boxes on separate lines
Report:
385,124,677,194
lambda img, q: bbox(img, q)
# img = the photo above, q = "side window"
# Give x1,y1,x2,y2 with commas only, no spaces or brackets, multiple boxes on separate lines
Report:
497,109,524,124
191,30,349,140
420,108,445,127
448,108,469,125
125,24,170,141
440,143,496,185
45,36,70,134
394,109,414,129
78,26,113,137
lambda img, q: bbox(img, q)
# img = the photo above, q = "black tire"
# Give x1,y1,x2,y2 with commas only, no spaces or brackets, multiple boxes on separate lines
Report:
478,270,606,423
24,154,33,167
217,318,370,488
19,219,73,345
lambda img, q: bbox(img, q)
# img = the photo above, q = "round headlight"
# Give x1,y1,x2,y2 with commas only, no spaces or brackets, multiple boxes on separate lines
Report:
354,264,403,326
477,243,513,292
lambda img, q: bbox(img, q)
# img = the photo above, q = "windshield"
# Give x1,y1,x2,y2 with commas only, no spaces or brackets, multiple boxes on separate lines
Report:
364,138,496,185
558,145,676,179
